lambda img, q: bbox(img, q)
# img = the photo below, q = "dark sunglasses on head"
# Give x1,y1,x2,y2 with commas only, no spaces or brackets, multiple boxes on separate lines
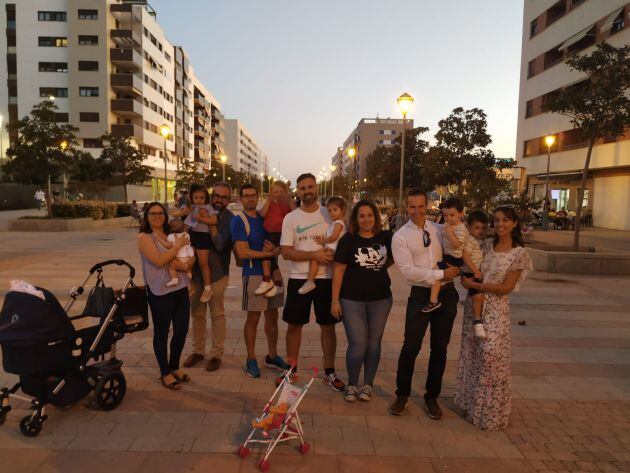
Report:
422,229,431,247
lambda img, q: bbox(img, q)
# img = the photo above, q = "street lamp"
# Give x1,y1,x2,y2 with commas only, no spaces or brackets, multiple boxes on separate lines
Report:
347,147,356,204
396,92,414,230
60,140,68,199
160,124,170,206
330,164,336,197
541,134,556,231
220,154,227,182
260,172,264,195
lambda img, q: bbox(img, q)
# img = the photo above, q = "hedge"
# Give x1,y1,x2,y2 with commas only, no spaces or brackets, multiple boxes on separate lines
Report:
51,200,119,220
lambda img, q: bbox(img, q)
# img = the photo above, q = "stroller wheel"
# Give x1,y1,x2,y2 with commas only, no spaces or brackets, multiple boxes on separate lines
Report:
95,371,126,411
19,415,43,437
258,459,271,472
298,442,310,454
237,445,250,458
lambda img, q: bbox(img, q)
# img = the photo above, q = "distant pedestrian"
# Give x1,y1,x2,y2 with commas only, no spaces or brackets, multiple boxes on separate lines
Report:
331,199,393,402
34,188,45,210
455,205,533,430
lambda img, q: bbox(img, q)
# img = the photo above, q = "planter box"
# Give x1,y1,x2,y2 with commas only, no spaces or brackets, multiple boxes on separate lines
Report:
527,246,630,275
9,216,130,232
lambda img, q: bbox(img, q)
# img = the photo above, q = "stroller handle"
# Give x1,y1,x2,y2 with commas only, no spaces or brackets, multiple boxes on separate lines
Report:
88,260,136,278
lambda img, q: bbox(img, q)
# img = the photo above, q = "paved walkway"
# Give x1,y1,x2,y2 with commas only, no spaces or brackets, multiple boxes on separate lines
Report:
531,226,630,253
1,227,629,473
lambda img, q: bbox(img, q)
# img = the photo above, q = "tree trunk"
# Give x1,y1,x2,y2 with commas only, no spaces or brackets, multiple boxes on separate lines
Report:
573,138,595,252
123,183,128,204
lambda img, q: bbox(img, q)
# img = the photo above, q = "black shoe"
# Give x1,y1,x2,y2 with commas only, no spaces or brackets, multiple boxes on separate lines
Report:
389,395,408,416
424,398,443,420
421,301,442,313
206,357,221,372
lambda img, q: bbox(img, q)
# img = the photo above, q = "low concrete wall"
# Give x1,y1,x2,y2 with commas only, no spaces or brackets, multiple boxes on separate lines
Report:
8,216,131,232
527,247,630,275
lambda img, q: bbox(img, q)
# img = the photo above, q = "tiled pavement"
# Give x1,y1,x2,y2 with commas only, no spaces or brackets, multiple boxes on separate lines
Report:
1,225,629,473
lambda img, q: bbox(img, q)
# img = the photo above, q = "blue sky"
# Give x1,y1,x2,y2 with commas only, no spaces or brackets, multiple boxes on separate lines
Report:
151,0,524,183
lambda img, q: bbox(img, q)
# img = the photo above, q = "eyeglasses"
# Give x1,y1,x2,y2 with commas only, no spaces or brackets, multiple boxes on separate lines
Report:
422,229,431,248
148,211,164,217
212,193,230,201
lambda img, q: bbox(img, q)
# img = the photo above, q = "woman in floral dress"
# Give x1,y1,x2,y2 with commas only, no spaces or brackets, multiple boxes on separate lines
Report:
454,206,533,430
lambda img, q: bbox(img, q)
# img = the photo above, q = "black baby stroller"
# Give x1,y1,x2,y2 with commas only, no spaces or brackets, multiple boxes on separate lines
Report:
0,259,148,437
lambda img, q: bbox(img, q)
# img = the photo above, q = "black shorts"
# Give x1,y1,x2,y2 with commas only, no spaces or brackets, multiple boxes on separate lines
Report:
189,230,211,250
282,278,338,326
462,271,483,297
437,254,464,270
263,232,281,272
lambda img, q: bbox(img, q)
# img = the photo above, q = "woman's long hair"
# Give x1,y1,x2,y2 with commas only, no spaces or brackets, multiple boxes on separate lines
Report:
349,199,382,235
493,205,524,248
139,202,169,234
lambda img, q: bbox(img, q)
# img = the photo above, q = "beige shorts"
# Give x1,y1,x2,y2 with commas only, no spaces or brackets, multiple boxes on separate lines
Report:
242,275,284,312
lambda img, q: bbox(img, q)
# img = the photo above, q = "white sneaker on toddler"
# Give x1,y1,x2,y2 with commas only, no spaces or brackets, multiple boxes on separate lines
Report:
254,280,275,295
473,321,486,339
297,280,316,295
200,286,213,303
166,277,179,287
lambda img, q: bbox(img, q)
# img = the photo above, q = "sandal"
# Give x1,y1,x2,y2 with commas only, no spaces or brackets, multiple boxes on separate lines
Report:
161,374,182,390
172,370,191,383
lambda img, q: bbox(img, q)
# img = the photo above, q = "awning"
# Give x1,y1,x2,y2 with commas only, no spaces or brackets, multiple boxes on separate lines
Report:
600,7,624,32
536,172,582,181
559,25,594,50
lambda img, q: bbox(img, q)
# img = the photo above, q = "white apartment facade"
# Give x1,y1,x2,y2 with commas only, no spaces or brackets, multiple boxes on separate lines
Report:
224,118,263,178
515,0,629,229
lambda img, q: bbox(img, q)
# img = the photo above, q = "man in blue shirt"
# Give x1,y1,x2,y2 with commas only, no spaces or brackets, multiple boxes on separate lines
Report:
230,183,288,378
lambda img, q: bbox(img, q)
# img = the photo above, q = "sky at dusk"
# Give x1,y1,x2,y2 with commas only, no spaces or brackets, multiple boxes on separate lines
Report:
150,0,524,184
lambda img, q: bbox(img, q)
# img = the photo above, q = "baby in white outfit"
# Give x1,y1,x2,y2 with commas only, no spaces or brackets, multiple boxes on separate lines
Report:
157,219,195,287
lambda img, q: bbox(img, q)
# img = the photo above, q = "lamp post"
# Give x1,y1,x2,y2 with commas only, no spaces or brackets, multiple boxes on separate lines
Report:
259,172,264,196
395,92,414,231
60,140,68,199
542,134,556,231
0,114,4,182
347,147,356,204
160,124,170,206
220,154,227,182
330,165,336,197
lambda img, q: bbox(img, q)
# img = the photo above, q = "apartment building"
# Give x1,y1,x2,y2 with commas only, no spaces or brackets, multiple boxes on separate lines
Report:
336,117,413,181
515,0,629,229
224,118,262,177
0,0,228,201
193,77,225,172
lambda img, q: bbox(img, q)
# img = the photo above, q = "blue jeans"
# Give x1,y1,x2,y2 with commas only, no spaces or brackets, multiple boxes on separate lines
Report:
341,297,393,387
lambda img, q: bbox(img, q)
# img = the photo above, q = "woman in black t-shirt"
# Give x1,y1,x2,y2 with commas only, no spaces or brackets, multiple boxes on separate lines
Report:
332,199,393,403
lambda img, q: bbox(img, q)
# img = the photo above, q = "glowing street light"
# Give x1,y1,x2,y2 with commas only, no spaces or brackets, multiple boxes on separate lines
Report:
330,164,337,197
220,154,227,182
542,134,557,231
395,92,414,230
347,146,357,204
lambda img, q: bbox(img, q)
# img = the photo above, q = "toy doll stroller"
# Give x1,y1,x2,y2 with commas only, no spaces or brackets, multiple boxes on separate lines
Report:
237,367,318,472
0,260,148,437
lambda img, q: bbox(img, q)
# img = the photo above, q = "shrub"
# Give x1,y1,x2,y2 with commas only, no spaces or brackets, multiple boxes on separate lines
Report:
116,203,131,217
51,200,121,220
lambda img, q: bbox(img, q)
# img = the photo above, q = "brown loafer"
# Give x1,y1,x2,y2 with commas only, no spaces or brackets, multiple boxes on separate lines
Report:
424,398,443,420
183,353,204,368
206,357,221,372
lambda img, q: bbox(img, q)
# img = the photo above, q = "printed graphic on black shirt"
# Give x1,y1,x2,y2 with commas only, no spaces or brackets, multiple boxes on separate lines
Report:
354,244,387,271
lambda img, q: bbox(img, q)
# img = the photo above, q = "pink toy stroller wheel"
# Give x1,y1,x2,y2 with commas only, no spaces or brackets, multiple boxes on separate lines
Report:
237,445,250,458
298,442,310,454
259,459,271,472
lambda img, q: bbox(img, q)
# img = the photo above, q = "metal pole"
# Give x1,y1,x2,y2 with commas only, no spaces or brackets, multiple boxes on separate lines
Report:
163,138,168,206
395,114,407,230
222,162,225,182
331,174,334,197
542,145,551,231
324,179,327,199
0,131,3,181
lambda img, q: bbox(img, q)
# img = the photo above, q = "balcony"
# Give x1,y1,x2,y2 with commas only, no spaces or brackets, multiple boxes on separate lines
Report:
110,3,142,21
110,48,142,71
110,29,141,48
111,98,143,117
111,123,142,139
110,73,142,95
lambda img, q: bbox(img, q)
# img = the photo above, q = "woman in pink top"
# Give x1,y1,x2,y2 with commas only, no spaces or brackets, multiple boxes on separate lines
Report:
256,181,296,297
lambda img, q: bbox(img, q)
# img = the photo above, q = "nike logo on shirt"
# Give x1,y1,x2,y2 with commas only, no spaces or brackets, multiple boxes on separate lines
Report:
296,223,320,234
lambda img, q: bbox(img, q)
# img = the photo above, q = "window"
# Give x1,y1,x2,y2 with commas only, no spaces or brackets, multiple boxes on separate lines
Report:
40,87,68,98
80,112,99,122
38,11,66,21
527,59,536,78
530,19,538,38
566,26,596,54
39,36,68,47
79,87,99,97
83,138,103,148
523,139,535,157
544,46,563,69
546,0,566,26
525,100,533,118
561,128,587,150
78,35,98,46
39,62,68,72
611,8,625,34
571,0,585,7
78,9,98,20
78,61,98,71
54,113,69,123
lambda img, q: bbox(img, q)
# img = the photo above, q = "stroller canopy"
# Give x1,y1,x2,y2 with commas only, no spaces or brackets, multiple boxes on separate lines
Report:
0,288,75,345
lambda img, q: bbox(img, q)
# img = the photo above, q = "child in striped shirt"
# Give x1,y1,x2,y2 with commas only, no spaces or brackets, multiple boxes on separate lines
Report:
462,210,489,339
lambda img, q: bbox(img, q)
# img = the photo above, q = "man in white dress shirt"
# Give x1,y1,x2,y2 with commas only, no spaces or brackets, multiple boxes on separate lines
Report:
389,188,461,419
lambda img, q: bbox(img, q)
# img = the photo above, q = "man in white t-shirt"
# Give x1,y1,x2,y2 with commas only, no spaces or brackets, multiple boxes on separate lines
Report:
279,173,345,392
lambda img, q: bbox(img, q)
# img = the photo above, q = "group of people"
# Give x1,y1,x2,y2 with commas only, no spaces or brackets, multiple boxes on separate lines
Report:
137,172,532,431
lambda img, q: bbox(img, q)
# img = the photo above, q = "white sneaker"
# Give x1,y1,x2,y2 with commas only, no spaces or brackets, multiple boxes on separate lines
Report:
263,284,278,298
358,384,373,402
474,322,486,339
254,280,275,295
199,287,213,303
166,277,179,287
344,386,358,402
273,283,284,295
297,280,316,295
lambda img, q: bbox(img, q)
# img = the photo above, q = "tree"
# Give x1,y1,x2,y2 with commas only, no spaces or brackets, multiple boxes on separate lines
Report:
176,158,205,190
428,107,513,208
100,133,152,203
543,42,630,251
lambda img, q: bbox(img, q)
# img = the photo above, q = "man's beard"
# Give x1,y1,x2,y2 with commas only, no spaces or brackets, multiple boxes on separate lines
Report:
212,202,225,211
301,193,317,204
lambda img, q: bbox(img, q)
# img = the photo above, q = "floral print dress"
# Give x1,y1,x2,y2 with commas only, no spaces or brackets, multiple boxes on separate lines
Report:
454,239,533,430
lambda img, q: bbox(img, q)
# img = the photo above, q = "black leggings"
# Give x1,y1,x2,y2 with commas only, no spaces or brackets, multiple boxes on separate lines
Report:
147,287,190,376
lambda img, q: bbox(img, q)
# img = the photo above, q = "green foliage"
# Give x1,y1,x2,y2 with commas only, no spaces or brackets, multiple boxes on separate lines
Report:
51,200,118,220
176,159,205,190
100,133,152,203
2,100,78,185
492,191,542,226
